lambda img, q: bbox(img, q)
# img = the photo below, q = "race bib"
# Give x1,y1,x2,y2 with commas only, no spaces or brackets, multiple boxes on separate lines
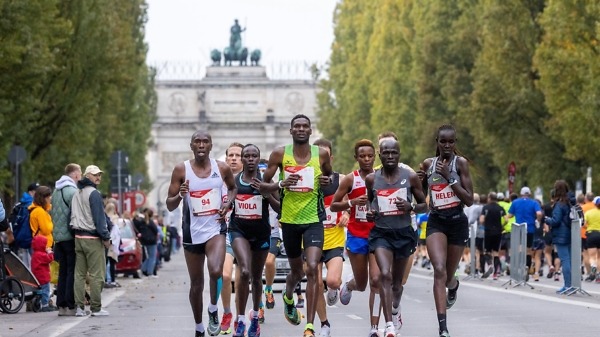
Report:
284,166,315,192
355,205,368,222
190,188,221,216
377,188,408,216
234,194,263,220
430,183,461,209
324,195,338,226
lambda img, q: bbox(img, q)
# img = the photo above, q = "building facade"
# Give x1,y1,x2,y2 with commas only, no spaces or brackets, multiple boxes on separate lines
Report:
147,66,320,216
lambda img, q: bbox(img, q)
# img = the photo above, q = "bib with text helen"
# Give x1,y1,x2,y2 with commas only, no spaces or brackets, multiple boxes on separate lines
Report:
377,188,408,216
190,188,221,216
283,166,315,192
323,194,338,226
234,194,263,220
430,183,460,209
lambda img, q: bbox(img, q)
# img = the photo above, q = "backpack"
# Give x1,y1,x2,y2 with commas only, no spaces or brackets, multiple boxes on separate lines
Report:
10,203,36,249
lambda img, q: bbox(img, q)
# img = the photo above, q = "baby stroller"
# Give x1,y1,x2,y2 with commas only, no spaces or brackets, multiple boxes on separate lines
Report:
0,240,42,313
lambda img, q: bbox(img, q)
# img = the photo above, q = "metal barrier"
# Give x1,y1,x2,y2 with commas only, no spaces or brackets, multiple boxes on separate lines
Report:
464,224,481,281
502,223,533,289
564,218,590,296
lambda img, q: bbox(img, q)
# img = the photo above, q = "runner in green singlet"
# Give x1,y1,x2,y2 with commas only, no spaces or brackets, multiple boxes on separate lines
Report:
259,114,333,337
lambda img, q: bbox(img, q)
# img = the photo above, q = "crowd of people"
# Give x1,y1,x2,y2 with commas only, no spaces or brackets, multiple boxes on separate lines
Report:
1,115,598,337
0,163,180,316
166,115,482,337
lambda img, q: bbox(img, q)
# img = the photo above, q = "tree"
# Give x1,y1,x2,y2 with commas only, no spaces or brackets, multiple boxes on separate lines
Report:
535,1,600,188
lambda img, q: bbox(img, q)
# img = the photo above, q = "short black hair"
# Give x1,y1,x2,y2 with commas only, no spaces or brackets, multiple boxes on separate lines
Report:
313,138,332,152
290,114,311,127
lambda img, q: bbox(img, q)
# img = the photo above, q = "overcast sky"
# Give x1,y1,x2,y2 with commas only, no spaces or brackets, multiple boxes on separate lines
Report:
144,0,338,67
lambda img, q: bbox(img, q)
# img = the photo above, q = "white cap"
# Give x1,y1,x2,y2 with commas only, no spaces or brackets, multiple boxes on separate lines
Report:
497,192,505,200
520,186,531,195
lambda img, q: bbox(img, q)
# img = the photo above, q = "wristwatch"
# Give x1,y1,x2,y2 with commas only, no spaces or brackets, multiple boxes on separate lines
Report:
448,178,458,186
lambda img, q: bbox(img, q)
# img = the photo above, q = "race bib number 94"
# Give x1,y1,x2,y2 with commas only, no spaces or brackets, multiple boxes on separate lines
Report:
190,188,221,216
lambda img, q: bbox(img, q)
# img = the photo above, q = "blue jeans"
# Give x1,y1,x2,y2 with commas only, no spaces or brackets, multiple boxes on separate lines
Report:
555,244,571,288
142,244,157,275
40,282,50,306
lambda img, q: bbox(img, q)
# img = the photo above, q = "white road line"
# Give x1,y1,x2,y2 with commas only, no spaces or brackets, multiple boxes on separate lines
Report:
47,290,125,337
410,273,600,310
346,314,363,320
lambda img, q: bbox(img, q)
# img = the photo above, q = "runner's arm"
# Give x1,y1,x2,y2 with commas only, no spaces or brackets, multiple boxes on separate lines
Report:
166,162,186,212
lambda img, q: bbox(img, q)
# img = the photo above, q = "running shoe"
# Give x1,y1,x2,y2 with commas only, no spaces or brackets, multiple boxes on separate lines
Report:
233,320,246,337
248,316,260,337
384,324,396,337
392,306,402,331
75,307,90,317
556,286,569,294
258,306,265,324
296,298,305,308
368,328,380,337
339,282,352,305
303,326,316,337
265,290,275,309
326,289,339,306
446,279,459,309
439,330,451,337
282,291,301,325
207,309,221,336
319,325,331,337
220,312,233,334
196,330,206,337
91,309,109,316
482,267,493,279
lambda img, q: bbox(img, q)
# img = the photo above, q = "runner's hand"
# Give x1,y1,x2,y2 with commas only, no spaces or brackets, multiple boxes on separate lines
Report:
395,198,412,212
338,212,349,227
435,159,450,180
366,210,378,222
318,175,332,187
179,180,189,198
353,195,368,206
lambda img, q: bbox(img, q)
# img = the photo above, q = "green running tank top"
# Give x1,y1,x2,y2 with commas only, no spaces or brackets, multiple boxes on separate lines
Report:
279,144,324,224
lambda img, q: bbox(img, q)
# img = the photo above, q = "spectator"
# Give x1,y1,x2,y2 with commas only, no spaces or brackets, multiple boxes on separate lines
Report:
12,182,39,267
134,208,158,278
544,180,572,294
29,186,54,249
31,235,56,312
50,163,82,316
71,165,111,317
105,202,121,288
0,196,5,222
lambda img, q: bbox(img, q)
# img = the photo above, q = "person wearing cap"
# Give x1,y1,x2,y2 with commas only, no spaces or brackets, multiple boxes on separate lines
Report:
70,164,111,317
506,186,543,280
583,196,600,282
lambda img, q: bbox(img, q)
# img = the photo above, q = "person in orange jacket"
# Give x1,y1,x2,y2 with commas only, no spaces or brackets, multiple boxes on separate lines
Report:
29,185,54,248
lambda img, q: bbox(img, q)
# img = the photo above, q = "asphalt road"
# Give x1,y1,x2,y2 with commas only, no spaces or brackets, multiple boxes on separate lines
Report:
2,251,599,337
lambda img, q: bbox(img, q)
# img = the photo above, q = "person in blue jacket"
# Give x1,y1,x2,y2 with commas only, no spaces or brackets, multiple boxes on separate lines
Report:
544,180,572,294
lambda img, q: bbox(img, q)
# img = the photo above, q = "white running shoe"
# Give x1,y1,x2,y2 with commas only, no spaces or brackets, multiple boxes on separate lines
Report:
326,289,339,306
392,306,402,331
91,309,109,316
319,325,331,337
339,282,352,305
384,324,396,337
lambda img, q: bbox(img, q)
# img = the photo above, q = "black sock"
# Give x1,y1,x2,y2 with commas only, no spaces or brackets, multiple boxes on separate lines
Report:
437,313,447,333
321,320,330,328
494,256,501,273
526,255,532,272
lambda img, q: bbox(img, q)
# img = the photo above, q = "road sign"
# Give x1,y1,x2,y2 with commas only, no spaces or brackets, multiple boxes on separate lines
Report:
8,145,27,165
111,190,146,214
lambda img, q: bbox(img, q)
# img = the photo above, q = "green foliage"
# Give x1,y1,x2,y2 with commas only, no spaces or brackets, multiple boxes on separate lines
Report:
0,0,155,201
319,0,595,194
